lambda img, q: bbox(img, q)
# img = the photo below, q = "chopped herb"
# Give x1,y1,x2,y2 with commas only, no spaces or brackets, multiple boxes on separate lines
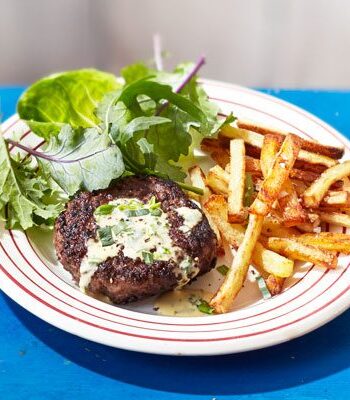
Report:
243,173,254,207
112,221,131,236
94,204,115,216
256,275,272,300
162,247,171,254
87,258,103,264
142,251,154,264
217,264,229,276
196,299,215,315
97,226,114,247
118,199,143,211
127,208,149,217
150,208,162,216
180,258,193,275
148,196,160,207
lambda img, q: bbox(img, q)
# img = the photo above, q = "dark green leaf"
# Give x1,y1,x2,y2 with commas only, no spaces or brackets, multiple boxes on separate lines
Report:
98,226,114,247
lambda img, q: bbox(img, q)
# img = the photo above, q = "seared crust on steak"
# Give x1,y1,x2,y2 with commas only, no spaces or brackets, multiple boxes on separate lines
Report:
54,176,218,304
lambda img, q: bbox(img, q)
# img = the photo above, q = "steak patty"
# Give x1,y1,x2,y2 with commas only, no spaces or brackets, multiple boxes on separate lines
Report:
54,175,218,304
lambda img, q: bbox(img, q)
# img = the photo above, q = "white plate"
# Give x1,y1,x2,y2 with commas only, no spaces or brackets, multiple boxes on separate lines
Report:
1,80,350,356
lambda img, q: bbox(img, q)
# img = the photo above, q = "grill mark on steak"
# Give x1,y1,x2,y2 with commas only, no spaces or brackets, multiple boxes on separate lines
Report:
54,175,218,304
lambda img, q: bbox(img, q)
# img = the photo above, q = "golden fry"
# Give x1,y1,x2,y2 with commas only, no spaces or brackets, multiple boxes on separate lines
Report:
266,237,337,269
210,213,264,313
318,211,350,228
220,125,337,168
303,161,350,208
250,134,301,216
295,232,350,254
228,139,247,223
237,119,344,159
189,165,222,245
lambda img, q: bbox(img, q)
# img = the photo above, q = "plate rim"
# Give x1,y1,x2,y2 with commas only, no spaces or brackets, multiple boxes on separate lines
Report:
1,81,350,355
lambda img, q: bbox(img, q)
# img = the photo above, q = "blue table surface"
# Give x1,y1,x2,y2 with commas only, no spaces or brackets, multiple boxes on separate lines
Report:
1,87,350,400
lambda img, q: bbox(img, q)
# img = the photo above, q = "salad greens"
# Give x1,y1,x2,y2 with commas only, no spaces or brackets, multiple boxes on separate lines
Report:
1,54,234,230
17,69,122,138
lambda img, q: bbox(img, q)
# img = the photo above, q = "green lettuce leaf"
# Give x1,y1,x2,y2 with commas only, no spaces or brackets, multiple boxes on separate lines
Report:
0,135,64,230
39,125,125,195
17,69,122,138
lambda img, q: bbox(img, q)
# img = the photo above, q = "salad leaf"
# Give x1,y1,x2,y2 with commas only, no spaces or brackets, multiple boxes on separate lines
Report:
17,69,122,138
0,134,64,230
121,63,151,85
38,125,124,195
105,79,217,181
110,116,170,174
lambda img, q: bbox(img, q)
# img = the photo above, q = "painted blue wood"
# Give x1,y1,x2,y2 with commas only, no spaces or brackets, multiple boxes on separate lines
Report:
1,87,350,400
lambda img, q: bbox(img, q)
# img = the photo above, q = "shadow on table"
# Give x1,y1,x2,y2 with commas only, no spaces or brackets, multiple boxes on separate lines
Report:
4,292,350,396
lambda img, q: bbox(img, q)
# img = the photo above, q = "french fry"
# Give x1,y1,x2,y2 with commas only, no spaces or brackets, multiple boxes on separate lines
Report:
259,134,308,226
210,150,230,168
210,213,264,313
294,160,327,174
205,165,229,195
297,213,320,232
253,242,293,278
203,195,245,247
189,166,222,245
228,139,247,222
266,237,337,269
250,134,301,216
188,166,211,203
237,119,344,159
295,232,350,254
318,211,350,228
279,180,309,227
262,218,300,237
204,195,293,277
260,134,280,178
265,275,285,296
321,190,350,207
303,161,350,208
220,125,338,168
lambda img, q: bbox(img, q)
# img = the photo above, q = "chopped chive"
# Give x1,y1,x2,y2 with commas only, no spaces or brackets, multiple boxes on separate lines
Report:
142,251,154,264
98,226,114,247
127,208,149,217
112,221,131,236
244,173,254,207
217,264,229,276
150,208,162,216
256,275,272,300
94,204,115,216
177,182,204,196
88,258,103,264
196,299,215,315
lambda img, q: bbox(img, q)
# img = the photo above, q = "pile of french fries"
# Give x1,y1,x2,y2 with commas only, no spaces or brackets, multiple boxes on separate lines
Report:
190,119,350,313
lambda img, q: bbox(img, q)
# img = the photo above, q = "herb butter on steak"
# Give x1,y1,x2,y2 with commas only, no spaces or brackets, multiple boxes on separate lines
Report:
54,175,218,304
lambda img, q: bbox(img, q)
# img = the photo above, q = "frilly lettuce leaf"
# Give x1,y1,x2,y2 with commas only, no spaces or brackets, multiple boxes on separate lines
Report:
17,69,122,138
